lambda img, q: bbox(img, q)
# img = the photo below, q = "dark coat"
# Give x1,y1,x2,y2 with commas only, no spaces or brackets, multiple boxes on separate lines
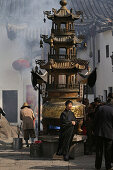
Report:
57,109,77,155
95,104,113,140
60,109,77,129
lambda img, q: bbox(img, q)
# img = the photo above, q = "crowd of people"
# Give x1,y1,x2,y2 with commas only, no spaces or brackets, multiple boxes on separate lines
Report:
82,95,113,170
56,95,113,170
7,96,113,169
1,94,113,170
83,97,104,155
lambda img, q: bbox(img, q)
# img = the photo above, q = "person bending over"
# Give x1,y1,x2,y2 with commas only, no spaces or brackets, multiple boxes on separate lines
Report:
20,102,35,147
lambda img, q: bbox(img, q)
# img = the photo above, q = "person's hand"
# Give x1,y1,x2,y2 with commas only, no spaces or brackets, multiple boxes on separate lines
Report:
72,121,76,126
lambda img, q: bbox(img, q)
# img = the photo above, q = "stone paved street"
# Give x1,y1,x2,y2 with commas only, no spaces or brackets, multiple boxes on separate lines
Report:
0,148,111,170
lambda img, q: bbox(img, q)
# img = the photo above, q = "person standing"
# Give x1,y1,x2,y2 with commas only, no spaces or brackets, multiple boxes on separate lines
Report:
57,100,77,161
94,96,113,170
0,107,6,119
20,102,35,147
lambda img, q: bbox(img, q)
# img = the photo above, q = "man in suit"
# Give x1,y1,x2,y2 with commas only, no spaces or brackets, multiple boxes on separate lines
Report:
95,96,113,170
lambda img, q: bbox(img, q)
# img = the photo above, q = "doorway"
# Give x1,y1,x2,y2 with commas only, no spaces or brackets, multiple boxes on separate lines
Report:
2,90,18,123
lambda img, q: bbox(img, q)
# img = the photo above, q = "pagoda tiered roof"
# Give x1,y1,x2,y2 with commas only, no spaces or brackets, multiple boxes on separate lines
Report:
53,35,82,44
42,35,82,45
69,0,113,36
40,58,89,71
46,0,81,21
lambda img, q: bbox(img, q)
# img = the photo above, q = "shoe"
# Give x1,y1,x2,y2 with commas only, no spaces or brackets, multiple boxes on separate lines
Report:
56,152,62,156
69,156,74,160
63,154,69,161
56,150,63,156
26,144,29,147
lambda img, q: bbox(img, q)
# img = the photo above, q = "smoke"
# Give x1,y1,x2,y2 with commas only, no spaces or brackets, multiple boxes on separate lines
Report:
0,0,61,115
0,0,60,63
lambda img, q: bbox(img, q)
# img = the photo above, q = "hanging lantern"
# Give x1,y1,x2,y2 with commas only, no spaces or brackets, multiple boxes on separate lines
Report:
51,38,54,47
43,13,46,23
43,17,46,23
40,39,43,48
12,59,30,71
84,42,87,48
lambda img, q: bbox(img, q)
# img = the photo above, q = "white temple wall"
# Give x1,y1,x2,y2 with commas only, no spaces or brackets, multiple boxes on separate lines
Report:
78,29,113,101
0,25,24,124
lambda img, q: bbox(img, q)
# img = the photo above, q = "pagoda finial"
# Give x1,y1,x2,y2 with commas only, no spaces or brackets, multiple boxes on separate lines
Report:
60,0,67,7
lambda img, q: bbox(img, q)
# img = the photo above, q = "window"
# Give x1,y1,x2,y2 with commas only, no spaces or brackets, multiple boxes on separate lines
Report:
52,76,55,84
98,95,103,102
49,75,52,84
71,75,76,84
112,60,113,66
98,50,100,63
108,87,112,93
53,23,57,29
106,45,109,58
59,48,66,59
3,90,18,123
69,24,72,30
104,90,107,102
59,48,66,55
59,75,66,84
60,23,66,29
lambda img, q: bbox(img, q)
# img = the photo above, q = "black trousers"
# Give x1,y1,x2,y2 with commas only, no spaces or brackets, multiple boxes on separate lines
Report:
57,126,74,156
24,129,35,140
95,136,112,170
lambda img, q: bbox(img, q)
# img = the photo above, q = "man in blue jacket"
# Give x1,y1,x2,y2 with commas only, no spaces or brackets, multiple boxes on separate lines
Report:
95,96,113,170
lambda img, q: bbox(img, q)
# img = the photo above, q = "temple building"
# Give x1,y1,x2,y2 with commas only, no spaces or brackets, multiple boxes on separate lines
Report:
69,0,113,102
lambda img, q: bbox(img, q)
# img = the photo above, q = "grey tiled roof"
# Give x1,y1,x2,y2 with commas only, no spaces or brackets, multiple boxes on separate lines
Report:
69,0,113,35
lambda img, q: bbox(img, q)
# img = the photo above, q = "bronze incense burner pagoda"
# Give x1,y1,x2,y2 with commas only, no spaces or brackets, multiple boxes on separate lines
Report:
39,0,89,134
